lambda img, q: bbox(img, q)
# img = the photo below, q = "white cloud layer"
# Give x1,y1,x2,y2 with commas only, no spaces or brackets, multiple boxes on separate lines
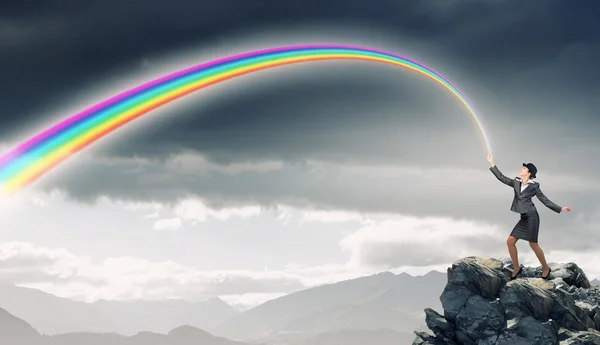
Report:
174,199,262,222
1,171,599,310
2,198,597,309
340,216,505,268
149,198,263,230
165,152,285,176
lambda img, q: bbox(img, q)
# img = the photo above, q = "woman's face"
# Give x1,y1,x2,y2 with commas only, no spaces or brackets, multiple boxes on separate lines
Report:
519,166,530,178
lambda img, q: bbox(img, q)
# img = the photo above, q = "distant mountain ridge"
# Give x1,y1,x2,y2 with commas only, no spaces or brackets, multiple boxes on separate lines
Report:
2,264,598,345
298,329,414,345
0,283,237,336
0,307,251,345
210,271,445,343
0,270,447,344
0,307,40,343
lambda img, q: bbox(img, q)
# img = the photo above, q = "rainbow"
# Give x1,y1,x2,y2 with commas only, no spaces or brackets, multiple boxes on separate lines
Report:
0,44,491,195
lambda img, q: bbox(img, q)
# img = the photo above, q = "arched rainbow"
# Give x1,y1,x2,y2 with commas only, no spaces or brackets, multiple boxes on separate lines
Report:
0,45,491,194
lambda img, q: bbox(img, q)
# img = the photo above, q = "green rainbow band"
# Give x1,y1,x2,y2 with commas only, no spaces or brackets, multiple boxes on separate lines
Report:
0,45,491,194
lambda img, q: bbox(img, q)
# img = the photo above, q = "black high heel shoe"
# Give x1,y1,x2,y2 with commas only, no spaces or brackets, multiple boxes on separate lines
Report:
541,267,552,279
510,266,522,280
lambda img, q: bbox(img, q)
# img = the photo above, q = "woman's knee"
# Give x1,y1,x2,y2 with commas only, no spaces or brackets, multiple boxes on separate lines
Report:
507,236,517,246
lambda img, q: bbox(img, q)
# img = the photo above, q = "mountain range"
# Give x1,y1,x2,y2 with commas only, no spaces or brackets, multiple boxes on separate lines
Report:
0,270,447,345
1,267,597,344
0,308,250,345
0,283,236,335
210,271,443,343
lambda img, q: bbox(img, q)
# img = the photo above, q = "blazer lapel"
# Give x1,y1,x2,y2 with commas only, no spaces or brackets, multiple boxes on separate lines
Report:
520,181,533,195
516,178,532,195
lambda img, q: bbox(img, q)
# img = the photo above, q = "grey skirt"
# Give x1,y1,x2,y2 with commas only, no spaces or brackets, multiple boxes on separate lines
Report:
510,210,540,243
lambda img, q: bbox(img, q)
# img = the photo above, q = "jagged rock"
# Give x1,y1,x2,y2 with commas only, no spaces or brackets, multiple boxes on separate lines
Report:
571,287,600,327
500,279,558,321
413,257,600,345
451,257,507,298
425,308,455,340
492,318,558,344
553,288,597,330
553,264,592,289
441,257,507,322
413,331,436,344
494,330,538,345
499,258,591,289
455,295,504,343
558,328,600,344
413,330,456,345
505,316,558,344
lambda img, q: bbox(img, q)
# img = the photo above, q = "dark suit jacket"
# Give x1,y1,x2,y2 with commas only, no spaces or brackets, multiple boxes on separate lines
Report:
490,165,562,214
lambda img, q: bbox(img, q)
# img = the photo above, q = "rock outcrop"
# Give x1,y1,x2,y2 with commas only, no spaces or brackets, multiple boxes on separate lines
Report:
413,257,600,345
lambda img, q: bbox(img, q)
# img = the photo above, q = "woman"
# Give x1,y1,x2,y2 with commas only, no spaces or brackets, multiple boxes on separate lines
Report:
487,154,572,280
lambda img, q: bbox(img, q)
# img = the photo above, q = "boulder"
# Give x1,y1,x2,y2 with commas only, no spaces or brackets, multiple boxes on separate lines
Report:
413,257,600,345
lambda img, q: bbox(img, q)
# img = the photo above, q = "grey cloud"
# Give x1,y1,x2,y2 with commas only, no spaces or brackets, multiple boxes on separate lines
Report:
0,240,308,298
1,0,598,136
195,275,307,296
0,267,108,286
1,0,599,239
127,274,307,299
349,236,503,268
37,154,600,258
0,268,104,286
0,243,108,286
0,253,56,270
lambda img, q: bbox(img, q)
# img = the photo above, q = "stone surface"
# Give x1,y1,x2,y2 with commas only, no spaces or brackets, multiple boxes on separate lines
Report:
413,257,600,345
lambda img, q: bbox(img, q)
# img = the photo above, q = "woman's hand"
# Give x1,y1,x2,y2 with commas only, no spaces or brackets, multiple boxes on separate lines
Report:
487,154,495,166
561,206,572,213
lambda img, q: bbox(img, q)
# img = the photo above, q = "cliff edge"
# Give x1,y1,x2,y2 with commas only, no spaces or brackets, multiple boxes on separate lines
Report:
413,256,600,345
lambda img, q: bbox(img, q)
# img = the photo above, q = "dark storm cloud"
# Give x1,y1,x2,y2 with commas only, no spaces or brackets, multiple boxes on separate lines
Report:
2,0,600,212
1,0,599,135
39,153,599,255
95,70,479,166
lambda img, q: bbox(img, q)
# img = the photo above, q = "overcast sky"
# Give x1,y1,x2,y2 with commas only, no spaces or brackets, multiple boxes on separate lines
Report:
1,0,599,308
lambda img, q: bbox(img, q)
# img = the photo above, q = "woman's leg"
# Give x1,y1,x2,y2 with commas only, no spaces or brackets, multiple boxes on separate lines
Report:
528,211,549,276
507,236,520,276
529,242,550,275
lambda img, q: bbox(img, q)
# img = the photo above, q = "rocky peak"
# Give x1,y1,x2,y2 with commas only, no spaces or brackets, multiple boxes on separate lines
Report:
413,256,600,345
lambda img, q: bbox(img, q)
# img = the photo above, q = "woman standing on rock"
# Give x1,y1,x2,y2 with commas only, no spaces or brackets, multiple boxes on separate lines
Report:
486,154,572,281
